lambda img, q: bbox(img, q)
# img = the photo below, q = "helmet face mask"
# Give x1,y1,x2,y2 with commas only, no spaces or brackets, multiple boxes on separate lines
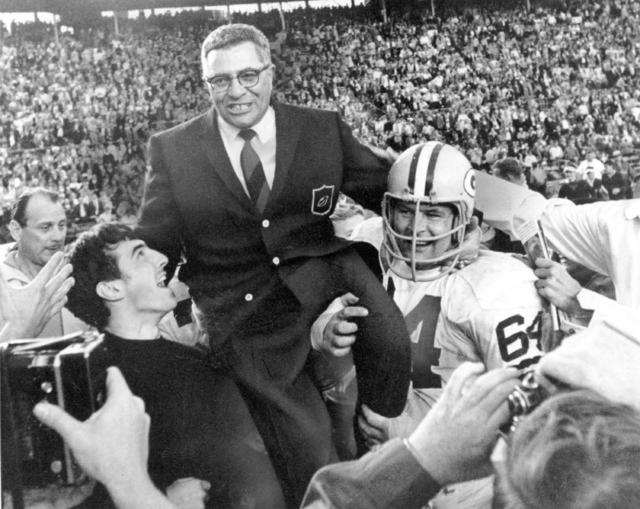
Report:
381,142,476,282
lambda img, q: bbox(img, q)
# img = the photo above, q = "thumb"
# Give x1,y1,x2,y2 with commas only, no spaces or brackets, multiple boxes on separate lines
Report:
33,400,82,444
466,215,480,232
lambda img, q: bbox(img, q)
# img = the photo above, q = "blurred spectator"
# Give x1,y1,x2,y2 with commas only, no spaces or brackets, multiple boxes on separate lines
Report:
558,166,595,204
577,151,605,180
499,391,640,509
493,157,527,187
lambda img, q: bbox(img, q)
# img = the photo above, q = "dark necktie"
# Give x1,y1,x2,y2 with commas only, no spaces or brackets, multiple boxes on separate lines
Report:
239,129,269,212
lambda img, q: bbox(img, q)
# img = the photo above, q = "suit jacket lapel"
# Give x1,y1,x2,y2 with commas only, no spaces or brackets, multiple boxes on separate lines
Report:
269,103,301,210
199,108,253,209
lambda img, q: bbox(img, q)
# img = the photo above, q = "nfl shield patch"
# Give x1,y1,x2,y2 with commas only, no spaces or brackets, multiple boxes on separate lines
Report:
311,185,335,216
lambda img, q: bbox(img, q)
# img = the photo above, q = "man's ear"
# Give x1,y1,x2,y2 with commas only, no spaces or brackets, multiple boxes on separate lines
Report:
96,280,124,302
8,220,22,243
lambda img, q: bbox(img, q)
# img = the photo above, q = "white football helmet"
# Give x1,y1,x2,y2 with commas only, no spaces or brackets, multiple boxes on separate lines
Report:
381,141,476,281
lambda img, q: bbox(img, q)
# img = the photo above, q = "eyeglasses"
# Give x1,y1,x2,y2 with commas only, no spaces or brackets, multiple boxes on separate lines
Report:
203,63,272,92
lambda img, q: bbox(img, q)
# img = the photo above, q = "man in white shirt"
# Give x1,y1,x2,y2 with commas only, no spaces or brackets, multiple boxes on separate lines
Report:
0,187,86,339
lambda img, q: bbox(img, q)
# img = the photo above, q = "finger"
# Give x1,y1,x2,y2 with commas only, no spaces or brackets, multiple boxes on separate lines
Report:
466,216,479,232
102,367,135,406
32,252,66,288
330,333,356,348
48,278,75,304
33,400,82,444
462,367,520,406
360,404,389,428
533,267,551,278
44,297,68,323
534,257,553,269
534,279,547,289
339,293,360,306
335,321,358,335
200,480,211,491
482,377,521,421
444,362,485,400
365,436,381,450
132,395,146,413
330,346,353,357
537,353,582,388
339,306,369,319
44,264,74,294
357,415,386,442
538,287,565,307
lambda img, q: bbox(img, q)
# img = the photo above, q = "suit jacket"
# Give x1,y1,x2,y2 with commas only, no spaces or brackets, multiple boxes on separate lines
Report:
138,102,389,301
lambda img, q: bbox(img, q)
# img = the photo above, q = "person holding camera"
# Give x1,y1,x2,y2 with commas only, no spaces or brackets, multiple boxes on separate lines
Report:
32,362,520,509
32,367,176,509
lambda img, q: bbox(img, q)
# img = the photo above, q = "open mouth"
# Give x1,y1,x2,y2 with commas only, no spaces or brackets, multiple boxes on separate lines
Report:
156,276,167,288
401,238,431,248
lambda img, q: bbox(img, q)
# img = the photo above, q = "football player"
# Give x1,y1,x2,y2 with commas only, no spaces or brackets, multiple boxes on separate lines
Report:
315,141,547,508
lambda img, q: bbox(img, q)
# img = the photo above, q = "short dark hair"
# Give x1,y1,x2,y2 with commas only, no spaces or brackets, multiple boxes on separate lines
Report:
11,187,60,226
501,390,640,509
66,223,135,329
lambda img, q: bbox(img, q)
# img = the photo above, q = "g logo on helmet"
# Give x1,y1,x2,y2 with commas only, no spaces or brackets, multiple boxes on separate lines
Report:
463,169,476,198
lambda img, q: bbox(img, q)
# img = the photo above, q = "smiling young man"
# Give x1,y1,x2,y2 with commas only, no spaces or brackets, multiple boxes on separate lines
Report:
136,23,412,504
66,223,285,508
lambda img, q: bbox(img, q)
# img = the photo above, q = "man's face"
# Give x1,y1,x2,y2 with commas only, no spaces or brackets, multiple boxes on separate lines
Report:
110,239,177,316
392,201,455,269
13,195,67,267
203,41,273,129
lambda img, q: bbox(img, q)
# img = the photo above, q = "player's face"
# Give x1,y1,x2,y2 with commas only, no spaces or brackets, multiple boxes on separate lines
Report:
203,42,273,130
111,239,177,316
393,202,455,268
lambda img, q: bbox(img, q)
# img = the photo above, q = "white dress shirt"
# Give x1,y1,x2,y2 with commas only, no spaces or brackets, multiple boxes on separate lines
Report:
217,107,277,197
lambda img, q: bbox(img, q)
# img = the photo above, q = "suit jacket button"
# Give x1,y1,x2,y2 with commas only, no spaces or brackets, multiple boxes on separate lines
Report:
262,219,270,228
244,293,253,302
272,257,280,266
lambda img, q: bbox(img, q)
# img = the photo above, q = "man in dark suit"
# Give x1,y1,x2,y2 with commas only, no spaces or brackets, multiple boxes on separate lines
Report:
137,23,411,506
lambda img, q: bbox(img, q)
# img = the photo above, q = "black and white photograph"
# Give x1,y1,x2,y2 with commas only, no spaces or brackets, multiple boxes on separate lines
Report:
1,0,640,507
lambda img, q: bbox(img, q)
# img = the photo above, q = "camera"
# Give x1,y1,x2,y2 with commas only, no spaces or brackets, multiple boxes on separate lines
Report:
501,368,554,436
1,331,110,499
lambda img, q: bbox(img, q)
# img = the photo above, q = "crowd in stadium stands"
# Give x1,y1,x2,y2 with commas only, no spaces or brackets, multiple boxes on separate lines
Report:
2,0,640,241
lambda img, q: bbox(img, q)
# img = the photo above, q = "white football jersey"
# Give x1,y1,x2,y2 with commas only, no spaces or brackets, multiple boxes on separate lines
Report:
382,249,544,439
386,250,544,509
433,249,546,383
340,217,545,432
